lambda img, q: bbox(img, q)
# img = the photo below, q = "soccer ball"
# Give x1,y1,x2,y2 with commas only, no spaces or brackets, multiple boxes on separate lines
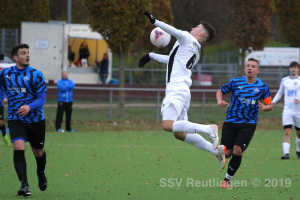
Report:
150,27,171,48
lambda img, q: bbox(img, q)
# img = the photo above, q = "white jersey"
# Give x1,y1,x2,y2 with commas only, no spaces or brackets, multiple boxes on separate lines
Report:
149,20,201,88
273,76,300,114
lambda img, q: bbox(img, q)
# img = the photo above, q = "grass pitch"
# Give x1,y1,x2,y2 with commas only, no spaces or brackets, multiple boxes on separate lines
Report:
0,130,299,200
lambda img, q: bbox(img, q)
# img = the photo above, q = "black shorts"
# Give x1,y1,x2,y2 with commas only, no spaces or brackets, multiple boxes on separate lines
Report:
0,106,4,120
8,120,46,149
221,122,256,152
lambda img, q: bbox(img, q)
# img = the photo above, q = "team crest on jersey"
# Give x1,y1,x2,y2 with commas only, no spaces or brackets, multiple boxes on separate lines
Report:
253,88,259,93
23,76,29,81
295,82,297,86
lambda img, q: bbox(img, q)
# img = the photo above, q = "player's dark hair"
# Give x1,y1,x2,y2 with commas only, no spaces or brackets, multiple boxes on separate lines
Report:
247,58,259,66
200,21,215,42
289,61,300,68
11,43,29,57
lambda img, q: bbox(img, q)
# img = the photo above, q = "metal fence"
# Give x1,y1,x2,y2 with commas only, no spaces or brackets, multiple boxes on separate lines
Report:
0,28,19,57
110,63,289,87
46,86,281,123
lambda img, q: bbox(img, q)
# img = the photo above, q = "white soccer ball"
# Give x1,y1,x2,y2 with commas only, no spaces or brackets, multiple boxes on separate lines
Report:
150,27,171,48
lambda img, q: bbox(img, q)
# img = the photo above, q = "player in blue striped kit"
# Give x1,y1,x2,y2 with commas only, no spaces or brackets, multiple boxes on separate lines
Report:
0,43,48,196
216,58,273,188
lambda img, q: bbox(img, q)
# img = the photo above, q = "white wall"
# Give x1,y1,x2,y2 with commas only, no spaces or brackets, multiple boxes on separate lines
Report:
21,22,64,82
21,22,113,84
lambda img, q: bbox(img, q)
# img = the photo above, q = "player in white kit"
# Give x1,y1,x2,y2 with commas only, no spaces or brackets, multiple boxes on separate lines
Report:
139,11,226,169
273,61,300,159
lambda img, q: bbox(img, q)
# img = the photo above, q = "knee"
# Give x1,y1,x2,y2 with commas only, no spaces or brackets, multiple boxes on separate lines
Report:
173,132,185,141
33,150,44,158
284,129,291,137
13,141,25,150
225,152,232,158
233,145,243,156
162,121,173,132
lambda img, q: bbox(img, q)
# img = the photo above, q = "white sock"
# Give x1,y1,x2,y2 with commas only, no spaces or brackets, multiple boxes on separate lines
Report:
296,137,300,152
282,142,290,155
184,133,217,155
173,121,211,136
225,173,233,181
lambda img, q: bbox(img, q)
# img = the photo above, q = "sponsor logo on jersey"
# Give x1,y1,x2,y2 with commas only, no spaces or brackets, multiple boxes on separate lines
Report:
7,87,27,93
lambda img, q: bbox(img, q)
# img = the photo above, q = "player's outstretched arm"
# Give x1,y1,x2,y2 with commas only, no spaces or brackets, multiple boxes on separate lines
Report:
143,11,183,40
139,54,151,68
143,11,155,24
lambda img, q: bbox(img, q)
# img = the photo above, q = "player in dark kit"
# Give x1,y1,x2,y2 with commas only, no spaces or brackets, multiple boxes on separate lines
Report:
216,58,273,188
0,43,48,196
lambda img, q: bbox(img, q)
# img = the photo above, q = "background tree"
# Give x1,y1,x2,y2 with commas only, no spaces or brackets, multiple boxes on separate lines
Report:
131,0,173,84
170,0,232,45
134,0,173,53
49,0,89,23
84,0,150,117
230,0,273,71
274,0,300,47
0,0,49,29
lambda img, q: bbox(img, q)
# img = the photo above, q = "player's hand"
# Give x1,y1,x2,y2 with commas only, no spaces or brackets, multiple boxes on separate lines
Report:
294,98,300,104
143,11,155,24
218,100,228,107
2,97,7,104
139,54,151,68
258,100,265,111
17,105,31,116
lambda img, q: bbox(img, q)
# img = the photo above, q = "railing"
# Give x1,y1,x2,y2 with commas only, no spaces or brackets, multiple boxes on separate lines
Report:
47,86,280,123
109,63,289,87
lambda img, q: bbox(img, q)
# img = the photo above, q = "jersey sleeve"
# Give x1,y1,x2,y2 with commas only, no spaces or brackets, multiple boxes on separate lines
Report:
149,53,169,64
155,20,184,39
35,71,48,93
0,69,5,87
220,79,234,94
262,85,272,104
272,79,284,104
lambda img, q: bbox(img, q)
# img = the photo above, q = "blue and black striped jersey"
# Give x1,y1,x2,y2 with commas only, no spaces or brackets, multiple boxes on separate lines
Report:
220,76,272,124
0,66,47,123
0,87,6,106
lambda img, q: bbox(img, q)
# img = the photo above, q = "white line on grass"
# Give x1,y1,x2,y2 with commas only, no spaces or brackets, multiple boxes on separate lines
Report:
44,143,283,151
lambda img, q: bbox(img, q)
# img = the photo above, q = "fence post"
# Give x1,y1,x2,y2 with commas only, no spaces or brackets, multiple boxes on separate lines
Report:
109,89,113,122
15,29,19,45
129,70,132,84
156,91,160,121
201,92,206,122
1,29,5,53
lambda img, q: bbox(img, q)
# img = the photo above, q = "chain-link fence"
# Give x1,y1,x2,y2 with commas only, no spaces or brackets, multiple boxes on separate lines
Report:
46,86,282,125
0,28,19,57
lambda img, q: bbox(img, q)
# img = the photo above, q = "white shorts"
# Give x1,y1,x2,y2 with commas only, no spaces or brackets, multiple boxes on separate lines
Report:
161,82,190,121
282,112,300,128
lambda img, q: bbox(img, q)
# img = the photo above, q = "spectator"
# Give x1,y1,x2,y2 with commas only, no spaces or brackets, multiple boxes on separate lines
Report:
98,53,109,84
68,40,75,67
78,42,90,67
55,71,75,132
